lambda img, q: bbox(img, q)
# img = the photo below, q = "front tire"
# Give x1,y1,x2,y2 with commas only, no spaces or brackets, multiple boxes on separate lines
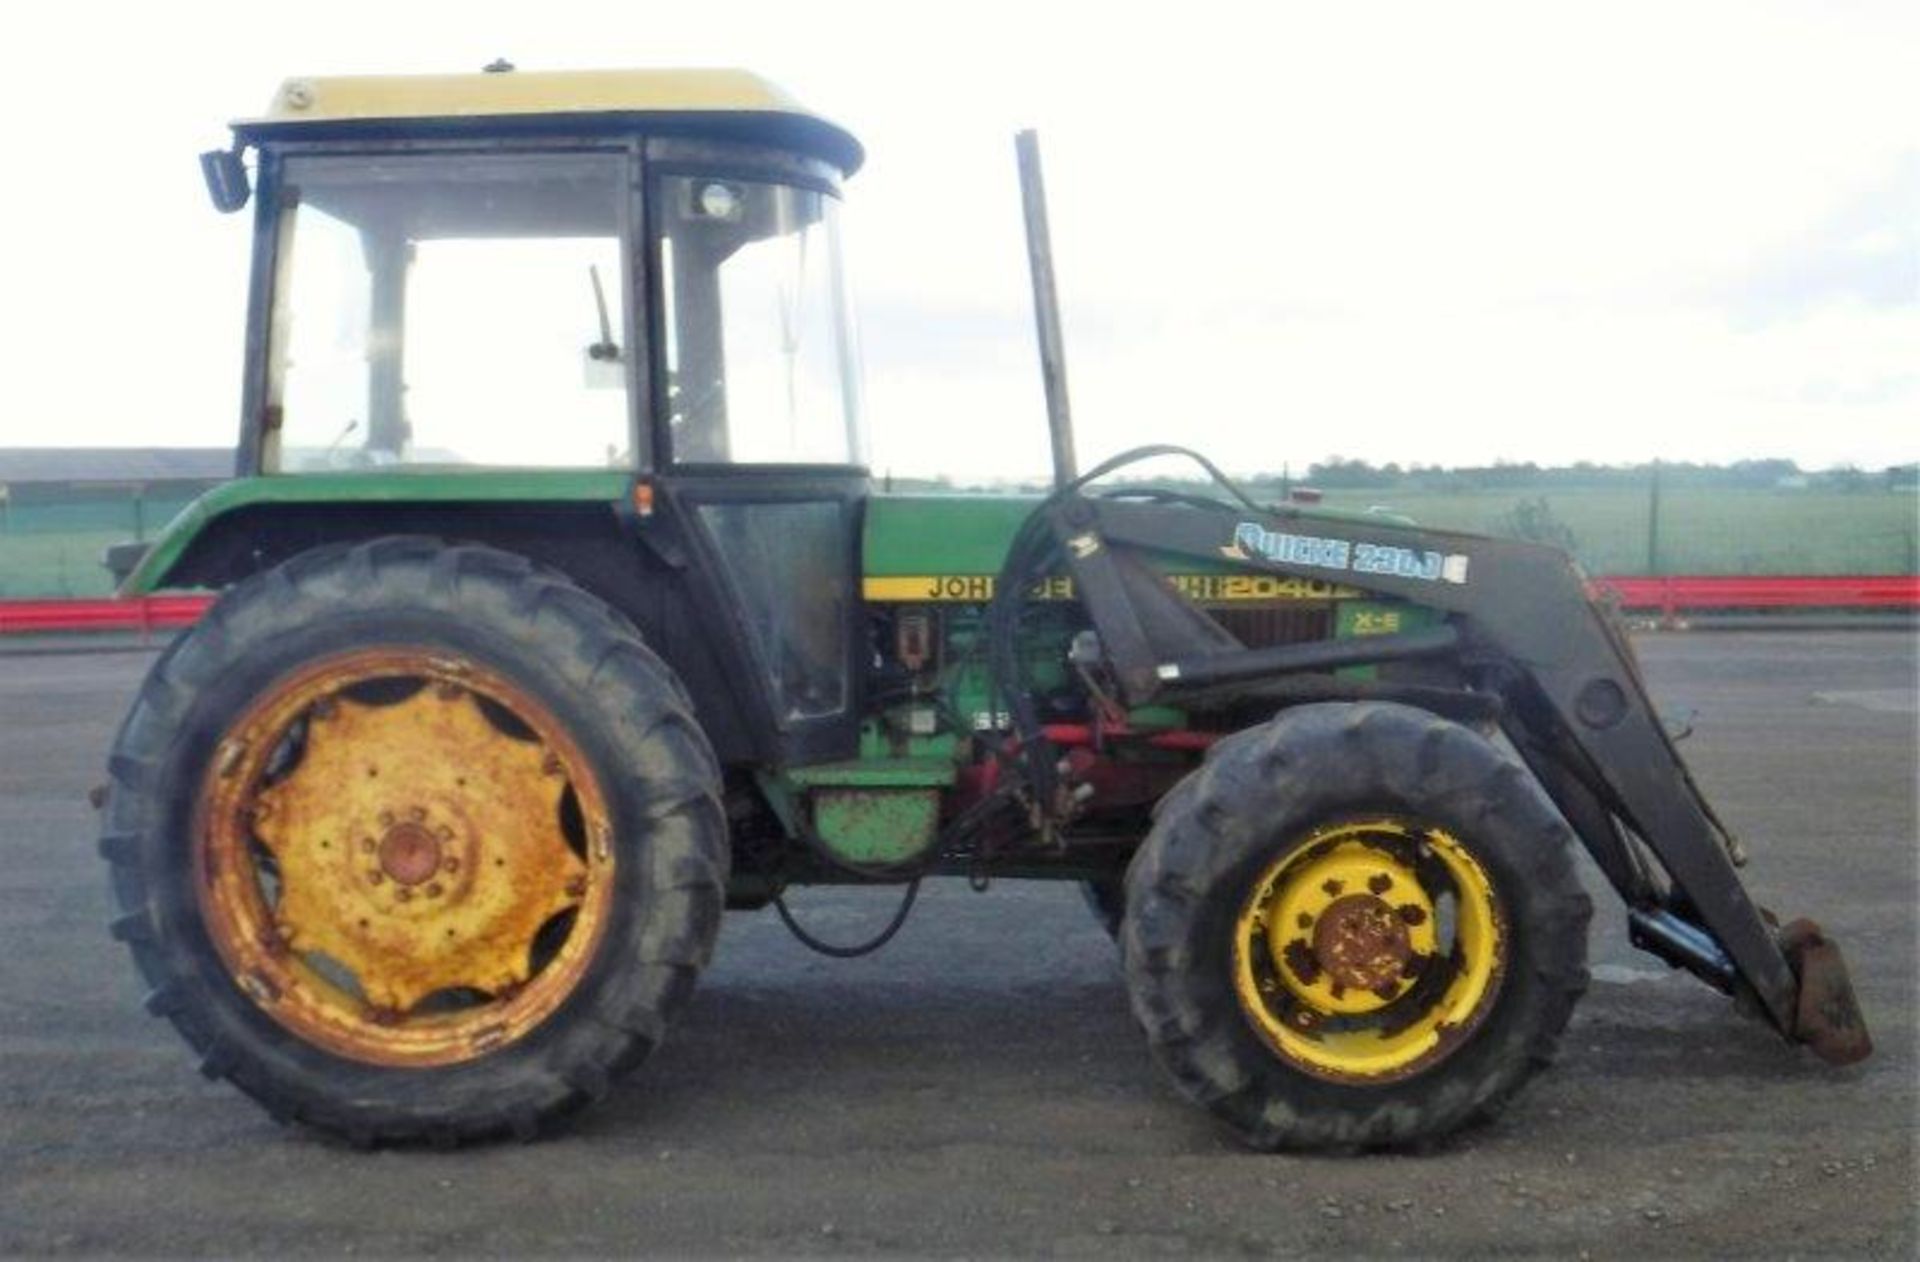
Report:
1122,702,1590,1151
100,539,728,1145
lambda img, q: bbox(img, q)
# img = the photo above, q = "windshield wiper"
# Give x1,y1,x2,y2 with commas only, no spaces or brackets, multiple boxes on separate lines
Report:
587,265,621,362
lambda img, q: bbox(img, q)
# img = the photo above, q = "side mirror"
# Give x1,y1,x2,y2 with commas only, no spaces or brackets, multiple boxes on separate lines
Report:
199,148,251,214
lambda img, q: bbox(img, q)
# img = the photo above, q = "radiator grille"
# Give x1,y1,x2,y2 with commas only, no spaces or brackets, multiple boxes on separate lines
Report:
1207,604,1334,649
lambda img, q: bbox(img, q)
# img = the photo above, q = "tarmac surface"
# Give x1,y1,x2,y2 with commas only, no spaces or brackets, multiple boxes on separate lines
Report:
1,631,1913,1257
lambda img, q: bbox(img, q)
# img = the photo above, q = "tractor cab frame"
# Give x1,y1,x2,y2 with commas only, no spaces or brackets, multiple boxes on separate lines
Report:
203,70,875,768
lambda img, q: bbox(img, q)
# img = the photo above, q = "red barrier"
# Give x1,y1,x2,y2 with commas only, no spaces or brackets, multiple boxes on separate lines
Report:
0,577,1914,638
1592,575,1920,620
0,595,214,637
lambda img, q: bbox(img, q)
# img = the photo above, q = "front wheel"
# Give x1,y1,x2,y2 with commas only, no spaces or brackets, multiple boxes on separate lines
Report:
100,539,727,1145
1122,702,1590,1151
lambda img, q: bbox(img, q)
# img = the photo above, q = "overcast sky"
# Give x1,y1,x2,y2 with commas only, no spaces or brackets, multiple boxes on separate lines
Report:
0,0,1912,480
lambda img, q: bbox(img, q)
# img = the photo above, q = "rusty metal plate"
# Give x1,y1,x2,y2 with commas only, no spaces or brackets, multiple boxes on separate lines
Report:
1779,918,1873,1066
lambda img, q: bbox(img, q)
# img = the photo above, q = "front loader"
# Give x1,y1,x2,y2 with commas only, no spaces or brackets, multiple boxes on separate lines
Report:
100,66,1867,1151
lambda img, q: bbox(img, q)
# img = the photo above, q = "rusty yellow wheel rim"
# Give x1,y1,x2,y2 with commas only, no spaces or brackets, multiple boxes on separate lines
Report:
1232,818,1505,1082
195,649,615,1067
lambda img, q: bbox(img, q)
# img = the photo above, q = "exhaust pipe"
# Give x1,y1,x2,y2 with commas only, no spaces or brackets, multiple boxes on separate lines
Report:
1015,129,1079,491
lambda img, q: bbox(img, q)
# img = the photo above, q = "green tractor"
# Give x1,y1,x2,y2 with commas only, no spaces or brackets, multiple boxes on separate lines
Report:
101,66,1867,1150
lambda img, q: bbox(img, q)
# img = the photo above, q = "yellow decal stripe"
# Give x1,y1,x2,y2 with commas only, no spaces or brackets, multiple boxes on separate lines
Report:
862,575,1360,603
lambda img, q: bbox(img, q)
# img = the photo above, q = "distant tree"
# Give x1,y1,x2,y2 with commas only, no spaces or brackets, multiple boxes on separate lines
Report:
1306,457,1396,489
1729,458,1800,487
1818,465,1871,494
1491,496,1580,556
1278,456,1863,496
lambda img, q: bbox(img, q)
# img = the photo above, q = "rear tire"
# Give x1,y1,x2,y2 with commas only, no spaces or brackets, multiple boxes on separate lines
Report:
100,538,728,1145
1122,702,1589,1151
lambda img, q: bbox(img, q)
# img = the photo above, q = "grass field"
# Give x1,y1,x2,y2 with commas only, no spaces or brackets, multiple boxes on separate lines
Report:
1309,486,1917,577
0,487,1914,598
0,497,199,599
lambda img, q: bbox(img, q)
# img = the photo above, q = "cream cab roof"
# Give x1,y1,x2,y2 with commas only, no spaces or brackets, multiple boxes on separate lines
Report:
238,67,862,172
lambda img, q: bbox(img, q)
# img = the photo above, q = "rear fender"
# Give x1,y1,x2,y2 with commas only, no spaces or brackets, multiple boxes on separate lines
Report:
119,470,631,594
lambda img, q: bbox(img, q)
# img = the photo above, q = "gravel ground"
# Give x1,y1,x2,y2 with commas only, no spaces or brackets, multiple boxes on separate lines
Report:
0,631,1913,1257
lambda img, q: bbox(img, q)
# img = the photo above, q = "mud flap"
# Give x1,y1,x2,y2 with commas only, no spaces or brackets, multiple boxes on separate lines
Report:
1778,918,1872,1065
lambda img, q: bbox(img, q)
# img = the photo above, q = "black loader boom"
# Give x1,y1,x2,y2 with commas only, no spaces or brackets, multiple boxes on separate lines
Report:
988,448,1871,1066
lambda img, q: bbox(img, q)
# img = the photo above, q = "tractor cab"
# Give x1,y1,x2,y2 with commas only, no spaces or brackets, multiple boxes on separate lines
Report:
211,68,871,762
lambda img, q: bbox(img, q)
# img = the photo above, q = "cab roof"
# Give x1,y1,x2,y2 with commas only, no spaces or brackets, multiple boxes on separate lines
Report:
234,67,863,174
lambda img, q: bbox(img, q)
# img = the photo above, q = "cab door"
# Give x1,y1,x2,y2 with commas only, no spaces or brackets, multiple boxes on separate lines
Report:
645,149,869,767
660,472,865,767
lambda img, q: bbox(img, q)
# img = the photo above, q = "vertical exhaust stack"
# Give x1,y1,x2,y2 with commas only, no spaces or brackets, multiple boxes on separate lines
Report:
1016,130,1079,490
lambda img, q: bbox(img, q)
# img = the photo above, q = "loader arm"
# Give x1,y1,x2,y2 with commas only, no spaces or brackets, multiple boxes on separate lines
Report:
1026,492,1869,1064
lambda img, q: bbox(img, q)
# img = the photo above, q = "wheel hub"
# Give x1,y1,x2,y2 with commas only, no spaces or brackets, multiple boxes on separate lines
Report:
1312,893,1412,997
378,819,444,887
1234,818,1507,1083
251,681,590,1010
1262,846,1437,1015
196,649,615,1066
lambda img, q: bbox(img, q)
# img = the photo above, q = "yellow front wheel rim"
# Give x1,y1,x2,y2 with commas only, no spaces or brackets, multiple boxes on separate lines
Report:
1232,818,1506,1083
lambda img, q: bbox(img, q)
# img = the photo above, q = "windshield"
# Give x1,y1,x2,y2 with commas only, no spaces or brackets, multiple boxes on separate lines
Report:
657,176,865,465
265,152,632,472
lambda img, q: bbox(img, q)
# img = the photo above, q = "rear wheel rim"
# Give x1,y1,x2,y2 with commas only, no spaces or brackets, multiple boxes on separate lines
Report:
194,648,616,1068
1231,817,1506,1083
